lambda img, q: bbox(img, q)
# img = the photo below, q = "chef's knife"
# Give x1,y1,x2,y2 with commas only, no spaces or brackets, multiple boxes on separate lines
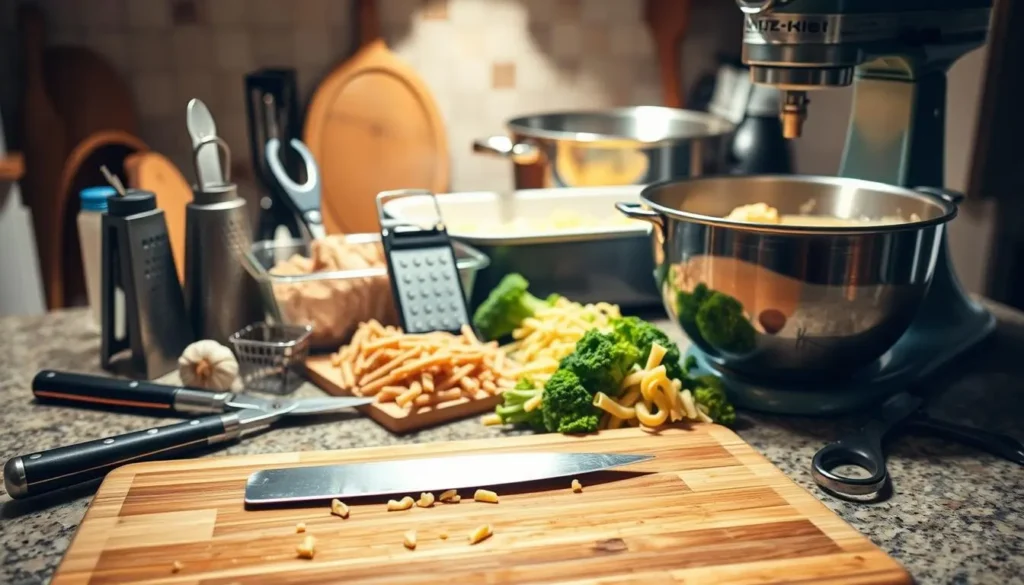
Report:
31,370,372,416
244,452,654,505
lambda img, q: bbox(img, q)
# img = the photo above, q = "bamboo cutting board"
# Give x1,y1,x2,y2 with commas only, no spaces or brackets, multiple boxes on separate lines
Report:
304,355,501,433
52,426,911,585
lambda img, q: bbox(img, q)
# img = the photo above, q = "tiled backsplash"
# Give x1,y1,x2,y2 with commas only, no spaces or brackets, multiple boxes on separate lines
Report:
0,0,743,193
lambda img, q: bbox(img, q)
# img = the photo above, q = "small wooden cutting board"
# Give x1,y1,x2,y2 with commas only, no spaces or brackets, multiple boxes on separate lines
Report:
51,425,911,585
304,355,500,433
303,0,449,235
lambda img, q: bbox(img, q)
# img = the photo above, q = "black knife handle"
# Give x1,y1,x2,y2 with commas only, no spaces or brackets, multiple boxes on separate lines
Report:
3,414,234,500
32,370,181,411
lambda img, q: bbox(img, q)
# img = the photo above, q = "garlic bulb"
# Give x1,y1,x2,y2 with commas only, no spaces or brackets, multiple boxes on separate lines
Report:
178,340,239,391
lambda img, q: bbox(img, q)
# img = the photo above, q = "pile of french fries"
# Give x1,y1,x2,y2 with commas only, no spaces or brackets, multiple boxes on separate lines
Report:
330,320,520,409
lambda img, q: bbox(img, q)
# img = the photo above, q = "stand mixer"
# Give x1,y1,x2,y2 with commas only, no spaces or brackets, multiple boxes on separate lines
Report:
684,0,997,414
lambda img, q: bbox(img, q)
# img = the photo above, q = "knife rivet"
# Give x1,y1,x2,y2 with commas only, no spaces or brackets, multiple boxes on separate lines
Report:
146,428,158,435
45,372,55,378
190,420,200,425
103,438,115,444
129,381,139,388
29,454,41,459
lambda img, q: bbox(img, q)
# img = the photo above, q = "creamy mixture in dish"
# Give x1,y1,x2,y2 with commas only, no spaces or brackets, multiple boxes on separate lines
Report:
724,202,920,226
447,209,642,235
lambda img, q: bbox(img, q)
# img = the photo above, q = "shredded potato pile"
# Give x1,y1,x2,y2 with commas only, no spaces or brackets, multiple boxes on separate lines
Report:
502,298,621,386
331,320,520,409
592,342,713,430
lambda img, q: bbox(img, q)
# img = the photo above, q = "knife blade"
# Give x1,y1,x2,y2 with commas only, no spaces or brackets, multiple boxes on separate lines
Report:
244,452,654,505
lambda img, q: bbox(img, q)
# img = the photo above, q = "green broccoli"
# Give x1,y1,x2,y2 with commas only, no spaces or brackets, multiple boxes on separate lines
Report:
559,329,640,397
676,283,712,335
695,292,756,353
610,316,685,381
541,369,600,434
492,377,544,430
683,354,698,375
693,375,736,426
472,274,557,341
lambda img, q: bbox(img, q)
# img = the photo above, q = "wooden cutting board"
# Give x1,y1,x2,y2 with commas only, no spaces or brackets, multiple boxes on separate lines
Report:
645,0,692,108
303,0,449,235
52,426,911,585
304,355,501,433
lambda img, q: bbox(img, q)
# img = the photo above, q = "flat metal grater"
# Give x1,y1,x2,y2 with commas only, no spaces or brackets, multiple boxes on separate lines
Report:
377,189,470,335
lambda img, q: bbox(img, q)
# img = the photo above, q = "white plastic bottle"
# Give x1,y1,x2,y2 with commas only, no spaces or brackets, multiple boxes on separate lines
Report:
77,187,124,337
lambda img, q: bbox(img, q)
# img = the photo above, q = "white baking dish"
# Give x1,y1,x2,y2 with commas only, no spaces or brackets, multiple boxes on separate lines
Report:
383,187,661,310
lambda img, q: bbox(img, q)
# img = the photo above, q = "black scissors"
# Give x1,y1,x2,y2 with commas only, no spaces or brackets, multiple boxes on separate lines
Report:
811,391,1024,498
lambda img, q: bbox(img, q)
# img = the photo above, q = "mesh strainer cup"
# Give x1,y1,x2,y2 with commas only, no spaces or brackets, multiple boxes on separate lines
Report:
229,322,313,394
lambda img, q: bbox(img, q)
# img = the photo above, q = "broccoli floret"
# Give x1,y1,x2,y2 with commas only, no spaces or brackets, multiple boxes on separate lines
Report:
676,283,712,334
683,354,698,375
610,316,685,381
558,329,640,397
492,377,544,430
695,292,756,353
471,274,555,341
541,370,600,434
693,375,736,426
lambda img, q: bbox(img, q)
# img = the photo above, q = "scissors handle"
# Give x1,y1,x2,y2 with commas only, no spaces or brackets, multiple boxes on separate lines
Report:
811,392,923,497
905,417,1024,465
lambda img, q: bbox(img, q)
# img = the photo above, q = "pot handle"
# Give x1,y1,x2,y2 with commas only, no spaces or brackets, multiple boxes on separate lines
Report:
913,186,965,205
472,136,541,165
615,202,664,229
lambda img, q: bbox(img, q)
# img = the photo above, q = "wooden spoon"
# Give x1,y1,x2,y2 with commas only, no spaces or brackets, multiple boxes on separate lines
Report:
644,0,693,108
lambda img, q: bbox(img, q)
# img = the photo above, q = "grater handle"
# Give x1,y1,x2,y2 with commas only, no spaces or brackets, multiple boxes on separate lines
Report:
3,414,233,500
31,370,229,415
376,189,446,231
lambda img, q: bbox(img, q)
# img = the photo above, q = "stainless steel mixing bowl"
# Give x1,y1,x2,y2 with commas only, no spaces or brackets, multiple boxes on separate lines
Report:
616,175,959,381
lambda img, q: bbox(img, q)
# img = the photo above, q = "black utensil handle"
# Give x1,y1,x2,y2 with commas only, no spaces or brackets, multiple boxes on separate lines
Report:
33,370,180,411
810,438,889,496
3,414,232,500
906,418,1024,466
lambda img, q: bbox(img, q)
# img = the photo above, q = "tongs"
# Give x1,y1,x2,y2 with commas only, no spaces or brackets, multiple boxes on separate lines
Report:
4,370,372,500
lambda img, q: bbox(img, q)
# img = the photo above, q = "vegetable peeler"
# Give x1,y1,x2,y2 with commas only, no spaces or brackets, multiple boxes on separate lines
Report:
3,370,373,500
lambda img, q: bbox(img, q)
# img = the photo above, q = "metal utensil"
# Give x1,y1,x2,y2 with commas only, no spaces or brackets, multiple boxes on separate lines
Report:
811,392,1024,498
245,452,654,505
30,370,371,415
617,175,959,380
5,373,373,500
229,322,312,395
265,137,325,242
186,98,224,189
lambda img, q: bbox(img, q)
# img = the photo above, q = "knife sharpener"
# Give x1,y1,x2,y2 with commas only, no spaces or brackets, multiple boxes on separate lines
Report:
377,189,471,334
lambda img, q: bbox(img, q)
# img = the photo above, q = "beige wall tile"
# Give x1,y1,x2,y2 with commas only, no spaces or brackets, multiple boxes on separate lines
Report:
126,0,171,29
204,0,245,26
80,0,126,31
250,28,295,67
132,72,176,116
214,29,252,70
171,25,213,71
86,31,131,74
128,31,174,72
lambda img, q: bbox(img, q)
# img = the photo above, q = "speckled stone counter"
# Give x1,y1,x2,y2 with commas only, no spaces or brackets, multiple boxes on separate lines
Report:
1,306,1022,585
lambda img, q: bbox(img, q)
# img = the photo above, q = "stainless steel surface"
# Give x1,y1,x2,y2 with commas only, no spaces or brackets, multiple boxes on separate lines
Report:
173,389,232,413
619,175,957,381
3,456,27,499
218,404,297,443
779,90,809,138
244,452,655,504
184,102,264,344
186,99,224,189
473,106,734,190
224,392,374,415
382,187,662,310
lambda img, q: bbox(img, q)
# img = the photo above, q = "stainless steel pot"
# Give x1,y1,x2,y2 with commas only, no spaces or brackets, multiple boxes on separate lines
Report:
473,107,735,189
616,175,959,381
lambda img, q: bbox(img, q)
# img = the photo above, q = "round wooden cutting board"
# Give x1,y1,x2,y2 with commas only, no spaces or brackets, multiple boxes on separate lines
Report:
303,0,449,235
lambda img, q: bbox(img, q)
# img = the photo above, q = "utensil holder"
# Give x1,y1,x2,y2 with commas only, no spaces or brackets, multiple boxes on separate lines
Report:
229,322,312,394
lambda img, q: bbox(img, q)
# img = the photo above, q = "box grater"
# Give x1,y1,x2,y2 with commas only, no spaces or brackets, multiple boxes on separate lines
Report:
376,189,470,334
100,190,195,379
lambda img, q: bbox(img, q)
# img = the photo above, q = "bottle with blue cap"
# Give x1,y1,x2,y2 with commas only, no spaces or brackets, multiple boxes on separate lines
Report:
78,187,121,331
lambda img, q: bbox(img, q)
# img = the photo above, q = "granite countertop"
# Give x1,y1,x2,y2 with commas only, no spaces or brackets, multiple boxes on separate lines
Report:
1,307,1022,585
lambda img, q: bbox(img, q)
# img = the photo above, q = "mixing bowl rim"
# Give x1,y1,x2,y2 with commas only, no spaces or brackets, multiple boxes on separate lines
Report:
639,174,959,235
506,106,737,145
